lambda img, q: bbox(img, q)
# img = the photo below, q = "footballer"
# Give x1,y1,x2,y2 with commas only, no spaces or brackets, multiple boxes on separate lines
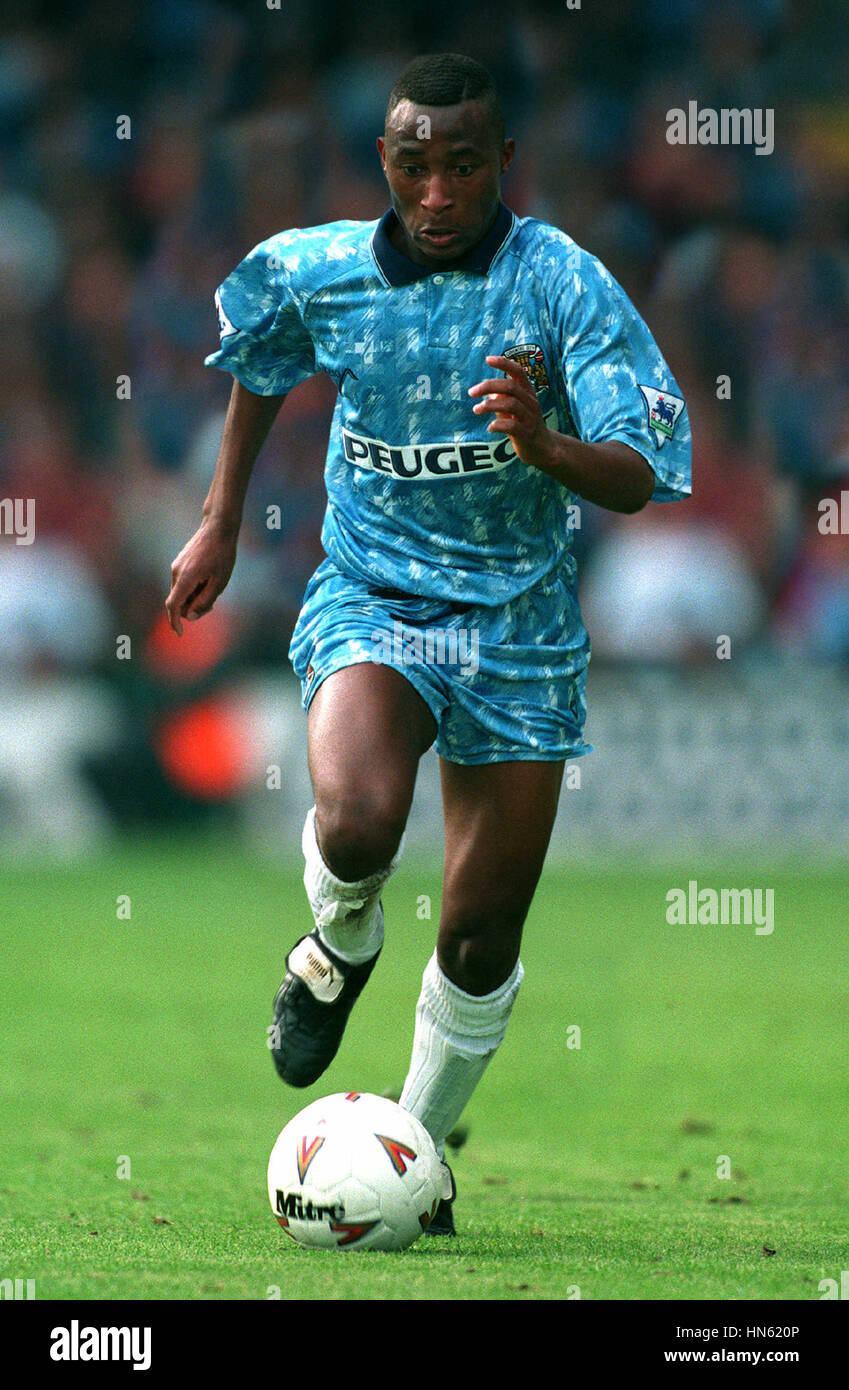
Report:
166,53,692,1235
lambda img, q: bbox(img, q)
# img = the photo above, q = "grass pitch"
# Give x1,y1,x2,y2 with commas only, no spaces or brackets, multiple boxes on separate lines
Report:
1,841,847,1301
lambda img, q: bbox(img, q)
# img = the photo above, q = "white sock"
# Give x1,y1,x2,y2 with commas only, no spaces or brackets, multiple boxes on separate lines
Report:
302,806,404,965
399,952,524,1154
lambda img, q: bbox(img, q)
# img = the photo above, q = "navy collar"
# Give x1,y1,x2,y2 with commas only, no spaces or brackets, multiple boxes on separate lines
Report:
371,202,515,286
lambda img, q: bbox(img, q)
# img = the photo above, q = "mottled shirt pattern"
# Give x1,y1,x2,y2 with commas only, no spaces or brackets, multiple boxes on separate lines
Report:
206,207,691,614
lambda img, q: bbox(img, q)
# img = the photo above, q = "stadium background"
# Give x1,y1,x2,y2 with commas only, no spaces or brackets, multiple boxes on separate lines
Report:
1,0,848,862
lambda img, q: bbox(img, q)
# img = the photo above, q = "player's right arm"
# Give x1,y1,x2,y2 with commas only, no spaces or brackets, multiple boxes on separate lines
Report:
165,379,285,635
167,229,318,633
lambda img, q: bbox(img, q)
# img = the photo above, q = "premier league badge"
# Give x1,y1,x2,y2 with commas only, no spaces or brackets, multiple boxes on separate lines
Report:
638,385,685,448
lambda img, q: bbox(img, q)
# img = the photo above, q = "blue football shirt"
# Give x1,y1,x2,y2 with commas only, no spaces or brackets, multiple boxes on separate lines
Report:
206,203,691,608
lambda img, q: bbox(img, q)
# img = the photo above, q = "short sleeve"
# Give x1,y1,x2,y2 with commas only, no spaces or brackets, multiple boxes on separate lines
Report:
552,251,691,504
204,237,317,397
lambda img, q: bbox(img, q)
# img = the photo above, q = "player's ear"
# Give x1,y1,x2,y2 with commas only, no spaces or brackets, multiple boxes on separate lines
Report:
500,138,515,175
376,135,387,172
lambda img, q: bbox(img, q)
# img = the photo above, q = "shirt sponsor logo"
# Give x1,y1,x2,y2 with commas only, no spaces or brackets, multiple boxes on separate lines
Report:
342,411,557,482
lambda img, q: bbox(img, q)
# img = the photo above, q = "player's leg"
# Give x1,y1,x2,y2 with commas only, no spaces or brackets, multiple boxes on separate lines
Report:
436,757,565,993
302,661,435,962
308,662,435,884
400,758,564,1166
271,663,437,1087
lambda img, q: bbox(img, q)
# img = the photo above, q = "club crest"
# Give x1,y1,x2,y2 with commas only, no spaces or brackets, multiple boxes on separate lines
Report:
638,385,685,448
504,342,550,394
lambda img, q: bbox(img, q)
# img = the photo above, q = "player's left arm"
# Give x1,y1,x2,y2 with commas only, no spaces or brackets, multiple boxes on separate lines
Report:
469,355,655,513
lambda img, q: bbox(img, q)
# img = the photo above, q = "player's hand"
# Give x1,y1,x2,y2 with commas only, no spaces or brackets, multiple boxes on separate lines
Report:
468,355,552,472
165,517,239,636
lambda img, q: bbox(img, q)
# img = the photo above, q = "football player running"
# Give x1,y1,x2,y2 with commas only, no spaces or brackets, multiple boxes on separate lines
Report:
166,53,691,1235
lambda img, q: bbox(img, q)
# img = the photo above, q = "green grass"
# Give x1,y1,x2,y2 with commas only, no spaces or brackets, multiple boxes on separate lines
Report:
1,842,847,1300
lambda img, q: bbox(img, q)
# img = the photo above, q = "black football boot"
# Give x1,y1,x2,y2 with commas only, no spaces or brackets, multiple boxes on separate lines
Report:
424,1162,457,1237
269,927,381,1088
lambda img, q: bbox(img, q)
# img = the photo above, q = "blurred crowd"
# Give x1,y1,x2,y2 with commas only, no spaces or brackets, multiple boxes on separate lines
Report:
1,0,848,837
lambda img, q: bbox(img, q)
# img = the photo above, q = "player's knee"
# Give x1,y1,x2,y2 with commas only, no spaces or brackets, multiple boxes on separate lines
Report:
438,912,523,996
315,786,407,882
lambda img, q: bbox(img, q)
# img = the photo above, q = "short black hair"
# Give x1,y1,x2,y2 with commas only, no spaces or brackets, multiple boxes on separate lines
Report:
385,53,504,144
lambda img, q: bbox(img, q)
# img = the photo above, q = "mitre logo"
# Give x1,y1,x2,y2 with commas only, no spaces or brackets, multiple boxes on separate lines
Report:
275,1190,346,1222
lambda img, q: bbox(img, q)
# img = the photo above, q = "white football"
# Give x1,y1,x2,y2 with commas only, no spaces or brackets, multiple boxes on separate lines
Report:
267,1091,449,1251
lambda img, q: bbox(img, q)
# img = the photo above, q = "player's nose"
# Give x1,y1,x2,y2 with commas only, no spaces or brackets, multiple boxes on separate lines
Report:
420,176,453,213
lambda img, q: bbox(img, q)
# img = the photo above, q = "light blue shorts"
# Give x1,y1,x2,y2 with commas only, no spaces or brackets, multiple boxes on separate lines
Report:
288,558,592,765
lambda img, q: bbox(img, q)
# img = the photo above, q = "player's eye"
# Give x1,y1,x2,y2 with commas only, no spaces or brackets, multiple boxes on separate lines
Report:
400,165,425,178
453,165,476,176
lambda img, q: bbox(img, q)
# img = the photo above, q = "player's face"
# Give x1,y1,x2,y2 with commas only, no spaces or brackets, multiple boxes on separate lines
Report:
377,100,514,266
